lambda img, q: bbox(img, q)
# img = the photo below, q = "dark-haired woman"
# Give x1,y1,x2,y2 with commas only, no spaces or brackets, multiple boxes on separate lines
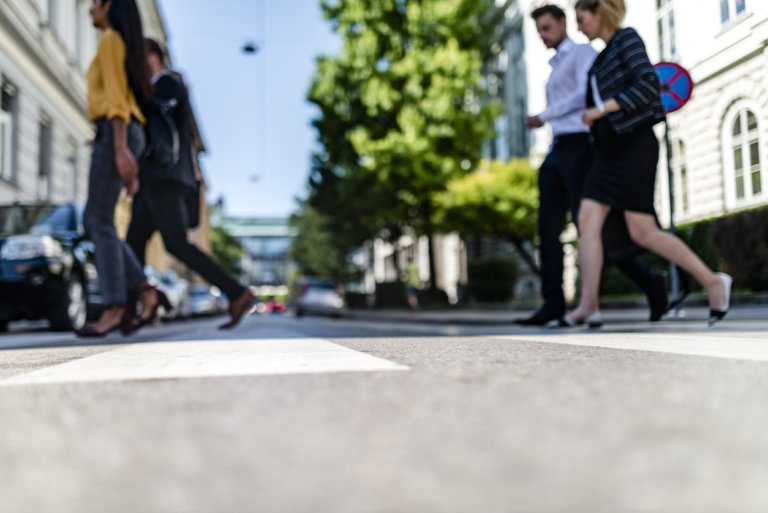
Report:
77,0,169,337
550,0,732,329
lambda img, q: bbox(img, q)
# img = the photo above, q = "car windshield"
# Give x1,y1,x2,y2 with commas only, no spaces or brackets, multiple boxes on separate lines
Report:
0,205,74,237
307,282,336,290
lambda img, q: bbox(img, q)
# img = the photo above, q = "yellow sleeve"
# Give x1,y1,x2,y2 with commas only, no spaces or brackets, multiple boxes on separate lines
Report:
99,30,131,123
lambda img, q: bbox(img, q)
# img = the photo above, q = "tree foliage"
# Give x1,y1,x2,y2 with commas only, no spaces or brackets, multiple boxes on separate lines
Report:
290,201,356,282
209,223,244,279
434,159,540,272
307,0,500,285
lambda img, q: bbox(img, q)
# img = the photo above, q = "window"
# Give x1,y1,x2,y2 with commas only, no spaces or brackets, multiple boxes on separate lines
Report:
656,1,677,60
673,140,689,214
1,79,19,183
721,0,746,23
47,0,58,32
724,105,764,209
0,108,11,183
38,119,53,201
67,138,79,201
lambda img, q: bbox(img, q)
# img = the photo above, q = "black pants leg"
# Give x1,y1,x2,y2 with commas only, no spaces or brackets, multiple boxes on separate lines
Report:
126,188,157,267
538,135,593,313
132,182,246,301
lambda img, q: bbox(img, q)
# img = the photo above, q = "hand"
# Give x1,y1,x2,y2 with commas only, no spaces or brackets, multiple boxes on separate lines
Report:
582,107,603,127
126,178,140,197
115,145,138,185
525,115,543,129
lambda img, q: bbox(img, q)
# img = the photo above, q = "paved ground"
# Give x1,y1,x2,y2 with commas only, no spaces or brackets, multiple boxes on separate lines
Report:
1,308,767,512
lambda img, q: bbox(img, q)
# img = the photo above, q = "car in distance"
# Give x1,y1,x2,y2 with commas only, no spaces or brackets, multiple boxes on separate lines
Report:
295,278,345,318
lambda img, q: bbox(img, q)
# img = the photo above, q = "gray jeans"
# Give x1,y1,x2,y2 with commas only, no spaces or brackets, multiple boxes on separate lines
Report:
84,119,146,306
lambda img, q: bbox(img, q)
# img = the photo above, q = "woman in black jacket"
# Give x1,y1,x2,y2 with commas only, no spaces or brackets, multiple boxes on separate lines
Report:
552,0,731,328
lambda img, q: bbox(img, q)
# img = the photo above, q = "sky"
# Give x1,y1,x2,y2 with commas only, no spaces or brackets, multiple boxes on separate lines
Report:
156,0,340,218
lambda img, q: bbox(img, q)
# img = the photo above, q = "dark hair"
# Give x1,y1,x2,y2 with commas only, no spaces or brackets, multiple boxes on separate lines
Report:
145,37,167,66
531,4,566,21
104,0,152,106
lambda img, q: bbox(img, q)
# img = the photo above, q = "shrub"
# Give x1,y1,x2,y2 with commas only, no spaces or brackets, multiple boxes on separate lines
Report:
417,287,450,306
712,207,768,290
374,281,408,308
467,258,518,302
345,292,371,309
599,206,768,294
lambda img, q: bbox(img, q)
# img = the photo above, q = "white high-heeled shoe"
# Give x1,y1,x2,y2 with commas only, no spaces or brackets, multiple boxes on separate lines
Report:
708,272,733,327
546,311,603,329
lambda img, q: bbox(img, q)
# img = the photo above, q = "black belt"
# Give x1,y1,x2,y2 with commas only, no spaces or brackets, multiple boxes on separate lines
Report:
553,132,590,144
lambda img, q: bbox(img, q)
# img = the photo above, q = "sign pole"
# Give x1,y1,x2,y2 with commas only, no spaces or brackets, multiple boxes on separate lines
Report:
654,61,694,317
663,119,680,311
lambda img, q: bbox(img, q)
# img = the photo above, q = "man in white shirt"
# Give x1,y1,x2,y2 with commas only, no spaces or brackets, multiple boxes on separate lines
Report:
517,4,668,325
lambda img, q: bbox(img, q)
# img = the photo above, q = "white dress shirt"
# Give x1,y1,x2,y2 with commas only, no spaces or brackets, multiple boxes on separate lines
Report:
538,38,598,137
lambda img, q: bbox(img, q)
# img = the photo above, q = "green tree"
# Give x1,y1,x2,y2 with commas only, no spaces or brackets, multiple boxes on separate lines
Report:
434,159,540,273
290,201,356,282
209,223,244,278
308,0,499,289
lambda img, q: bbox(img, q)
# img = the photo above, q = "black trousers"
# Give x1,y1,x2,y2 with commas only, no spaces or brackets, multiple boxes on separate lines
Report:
126,181,245,300
538,133,660,312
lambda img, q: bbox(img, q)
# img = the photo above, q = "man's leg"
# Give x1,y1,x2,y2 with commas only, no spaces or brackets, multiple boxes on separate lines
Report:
126,189,156,267
516,152,568,325
146,183,254,329
615,258,669,321
147,183,245,300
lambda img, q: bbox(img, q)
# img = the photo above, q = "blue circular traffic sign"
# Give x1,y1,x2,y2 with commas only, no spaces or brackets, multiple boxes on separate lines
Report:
654,62,693,113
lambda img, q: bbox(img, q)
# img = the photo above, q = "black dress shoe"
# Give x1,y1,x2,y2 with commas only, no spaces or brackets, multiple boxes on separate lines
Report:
514,307,564,326
648,273,669,322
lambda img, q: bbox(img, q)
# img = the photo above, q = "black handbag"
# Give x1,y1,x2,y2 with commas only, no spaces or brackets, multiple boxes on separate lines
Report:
143,97,180,167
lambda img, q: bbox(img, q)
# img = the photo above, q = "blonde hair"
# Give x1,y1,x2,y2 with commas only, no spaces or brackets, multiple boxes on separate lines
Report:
574,0,626,32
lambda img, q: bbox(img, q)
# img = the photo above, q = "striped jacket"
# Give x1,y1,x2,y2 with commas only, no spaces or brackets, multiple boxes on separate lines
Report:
587,27,666,134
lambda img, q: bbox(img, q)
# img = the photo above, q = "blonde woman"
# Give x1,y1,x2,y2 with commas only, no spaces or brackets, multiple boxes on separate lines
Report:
550,0,731,328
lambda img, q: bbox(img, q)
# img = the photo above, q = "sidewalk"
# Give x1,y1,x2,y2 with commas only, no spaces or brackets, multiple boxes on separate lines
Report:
345,294,768,326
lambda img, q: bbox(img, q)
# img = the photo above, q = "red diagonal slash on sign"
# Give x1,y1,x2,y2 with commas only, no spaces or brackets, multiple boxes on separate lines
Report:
664,68,686,104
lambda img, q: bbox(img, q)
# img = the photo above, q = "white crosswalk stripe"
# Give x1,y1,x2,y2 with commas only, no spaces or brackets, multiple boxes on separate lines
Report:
496,332,768,362
1,338,409,386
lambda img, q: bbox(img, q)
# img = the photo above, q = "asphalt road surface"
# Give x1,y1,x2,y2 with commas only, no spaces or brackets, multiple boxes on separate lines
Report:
1,311,767,512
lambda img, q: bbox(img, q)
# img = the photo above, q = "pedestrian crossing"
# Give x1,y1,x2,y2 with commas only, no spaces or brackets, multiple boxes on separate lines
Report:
1,338,409,386
496,332,768,362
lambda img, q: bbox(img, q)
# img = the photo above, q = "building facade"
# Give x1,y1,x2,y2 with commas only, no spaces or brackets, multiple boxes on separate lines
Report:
223,216,295,292
0,0,99,204
0,0,212,282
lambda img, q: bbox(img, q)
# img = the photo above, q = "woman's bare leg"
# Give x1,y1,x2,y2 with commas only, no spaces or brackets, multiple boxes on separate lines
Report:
624,211,726,310
567,199,611,321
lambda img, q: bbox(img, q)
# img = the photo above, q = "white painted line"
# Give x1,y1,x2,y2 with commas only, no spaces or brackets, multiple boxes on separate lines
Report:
1,339,409,386
496,333,768,362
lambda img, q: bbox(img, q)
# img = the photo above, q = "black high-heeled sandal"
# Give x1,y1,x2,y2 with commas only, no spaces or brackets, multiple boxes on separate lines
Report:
76,308,135,337
134,286,172,330
708,273,733,327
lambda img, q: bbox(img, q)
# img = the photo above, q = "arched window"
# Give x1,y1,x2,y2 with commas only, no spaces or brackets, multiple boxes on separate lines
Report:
723,104,765,209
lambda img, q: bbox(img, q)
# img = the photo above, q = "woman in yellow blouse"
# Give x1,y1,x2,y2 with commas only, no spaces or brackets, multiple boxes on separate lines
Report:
77,0,169,337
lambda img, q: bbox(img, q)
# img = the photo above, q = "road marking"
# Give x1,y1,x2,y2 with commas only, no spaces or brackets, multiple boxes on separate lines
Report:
1,339,409,386
496,333,768,362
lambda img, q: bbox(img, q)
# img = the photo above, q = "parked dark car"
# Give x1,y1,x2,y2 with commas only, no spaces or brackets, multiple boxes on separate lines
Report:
0,203,101,331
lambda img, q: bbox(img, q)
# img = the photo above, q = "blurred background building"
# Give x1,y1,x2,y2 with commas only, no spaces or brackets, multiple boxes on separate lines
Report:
0,0,212,283
223,216,295,294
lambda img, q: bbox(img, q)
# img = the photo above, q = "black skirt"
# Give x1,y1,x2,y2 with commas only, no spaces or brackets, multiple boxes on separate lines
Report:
582,119,659,214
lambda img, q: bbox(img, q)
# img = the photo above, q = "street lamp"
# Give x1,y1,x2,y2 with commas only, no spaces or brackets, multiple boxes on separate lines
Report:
242,42,259,55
